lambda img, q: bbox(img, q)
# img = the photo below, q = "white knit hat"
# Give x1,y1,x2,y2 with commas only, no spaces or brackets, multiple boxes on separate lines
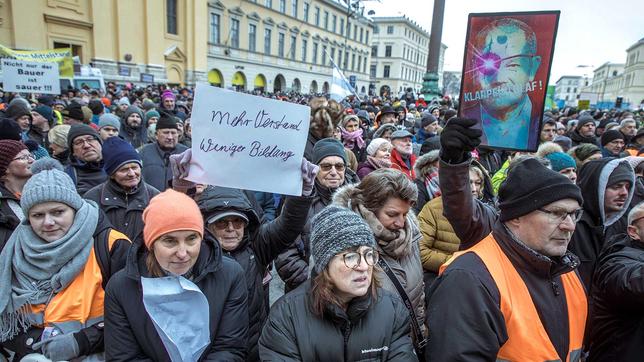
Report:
366,138,391,156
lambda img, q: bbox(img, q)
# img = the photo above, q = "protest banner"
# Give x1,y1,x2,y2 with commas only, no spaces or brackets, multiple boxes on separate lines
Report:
577,100,590,110
1,59,60,94
0,44,73,78
187,83,311,196
458,11,560,151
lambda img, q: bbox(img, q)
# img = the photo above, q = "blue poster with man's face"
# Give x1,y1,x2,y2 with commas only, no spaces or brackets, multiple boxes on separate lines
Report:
459,11,560,152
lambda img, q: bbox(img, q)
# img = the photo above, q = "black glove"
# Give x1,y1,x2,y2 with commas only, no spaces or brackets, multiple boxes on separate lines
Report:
440,117,482,163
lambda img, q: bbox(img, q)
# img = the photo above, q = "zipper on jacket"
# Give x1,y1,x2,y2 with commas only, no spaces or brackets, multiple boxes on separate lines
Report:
343,321,352,361
550,279,560,296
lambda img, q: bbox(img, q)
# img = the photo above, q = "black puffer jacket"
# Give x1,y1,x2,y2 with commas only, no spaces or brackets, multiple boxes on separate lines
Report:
197,186,312,362
259,281,416,361
65,158,108,195
104,234,248,361
84,179,159,242
588,234,644,361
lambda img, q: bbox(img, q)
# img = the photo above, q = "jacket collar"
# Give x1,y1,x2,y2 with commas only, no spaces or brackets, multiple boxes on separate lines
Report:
99,179,148,210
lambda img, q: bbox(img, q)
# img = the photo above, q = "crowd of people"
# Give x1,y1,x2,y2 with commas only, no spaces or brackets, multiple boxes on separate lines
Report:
0,81,643,361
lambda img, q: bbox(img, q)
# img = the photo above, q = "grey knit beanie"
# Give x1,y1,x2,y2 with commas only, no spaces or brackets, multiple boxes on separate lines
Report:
98,113,121,132
21,158,83,214
311,205,376,273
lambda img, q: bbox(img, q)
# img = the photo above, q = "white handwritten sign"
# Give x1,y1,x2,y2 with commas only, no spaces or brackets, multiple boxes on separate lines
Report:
2,59,60,94
187,83,311,196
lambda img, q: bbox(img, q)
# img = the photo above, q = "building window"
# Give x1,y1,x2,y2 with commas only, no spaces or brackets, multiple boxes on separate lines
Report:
166,0,178,34
373,25,379,34
279,0,286,13
371,46,377,56
383,65,390,78
344,51,349,70
385,45,392,57
370,64,376,78
358,55,362,73
209,13,220,44
314,7,320,26
265,0,272,8
360,28,364,43
363,58,366,73
301,39,308,62
566,87,570,93
324,11,329,30
278,33,285,57
249,24,257,52
387,25,394,34
303,3,309,21
347,21,351,38
231,19,240,48
292,0,298,17
322,45,327,66
330,47,336,64
264,28,272,54
353,24,358,40
365,30,369,44
337,50,342,65
332,15,337,33
351,53,356,71
290,35,296,60
340,18,345,36
312,42,318,64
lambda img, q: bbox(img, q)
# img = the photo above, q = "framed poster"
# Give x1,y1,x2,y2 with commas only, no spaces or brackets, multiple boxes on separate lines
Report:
458,11,560,151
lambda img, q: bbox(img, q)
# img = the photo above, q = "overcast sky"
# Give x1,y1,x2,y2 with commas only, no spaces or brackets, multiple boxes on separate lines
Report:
364,0,642,84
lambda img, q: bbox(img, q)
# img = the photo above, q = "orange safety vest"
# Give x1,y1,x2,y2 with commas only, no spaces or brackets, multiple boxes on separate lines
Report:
29,230,127,333
439,234,587,362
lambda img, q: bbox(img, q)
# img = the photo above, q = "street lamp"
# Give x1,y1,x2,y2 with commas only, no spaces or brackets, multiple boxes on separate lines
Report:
421,0,445,100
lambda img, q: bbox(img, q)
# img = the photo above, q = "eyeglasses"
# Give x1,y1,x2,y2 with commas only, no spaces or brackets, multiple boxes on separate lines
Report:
212,217,246,230
319,162,346,172
12,154,34,162
338,248,379,269
538,208,584,224
72,137,99,147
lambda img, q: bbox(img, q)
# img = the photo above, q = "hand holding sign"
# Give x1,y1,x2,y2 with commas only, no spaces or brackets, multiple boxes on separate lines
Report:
187,84,311,196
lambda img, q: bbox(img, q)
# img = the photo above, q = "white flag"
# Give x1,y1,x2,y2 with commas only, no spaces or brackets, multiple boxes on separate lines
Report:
329,59,357,102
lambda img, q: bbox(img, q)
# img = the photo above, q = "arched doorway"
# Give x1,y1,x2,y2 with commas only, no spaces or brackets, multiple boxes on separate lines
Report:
254,74,266,93
380,85,391,97
208,69,223,87
360,86,366,94
274,74,286,92
291,78,301,93
310,80,318,94
232,71,246,91
167,65,183,86
322,81,329,94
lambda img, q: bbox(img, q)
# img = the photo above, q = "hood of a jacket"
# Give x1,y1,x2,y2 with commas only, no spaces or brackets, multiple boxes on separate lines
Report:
125,231,223,283
68,155,105,171
577,158,635,228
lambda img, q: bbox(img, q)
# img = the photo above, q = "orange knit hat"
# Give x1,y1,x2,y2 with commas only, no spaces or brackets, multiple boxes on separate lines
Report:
143,189,204,249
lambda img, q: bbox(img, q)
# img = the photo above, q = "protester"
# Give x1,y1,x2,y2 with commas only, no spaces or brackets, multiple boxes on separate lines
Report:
65,124,107,195
390,130,417,179
28,106,52,147
356,137,393,178
104,189,248,361
47,124,71,167
339,114,367,163
97,113,121,141
139,112,189,191
430,118,586,361
61,102,86,126
540,118,557,144
333,169,427,352
372,123,397,142
0,158,129,361
84,137,159,241
415,114,439,144
568,143,602,170
303,97,344,161
587,202,644,361
569,115,598,146
412,150,441,214
600,129,626,157
0,140,33,252
119,105,147,148
259,206,416,361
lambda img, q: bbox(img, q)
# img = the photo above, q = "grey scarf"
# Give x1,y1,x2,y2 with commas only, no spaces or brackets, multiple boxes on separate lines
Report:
0,200,99,342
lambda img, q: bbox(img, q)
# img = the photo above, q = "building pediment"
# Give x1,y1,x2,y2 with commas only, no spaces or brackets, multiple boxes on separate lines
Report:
277,22,288,30
228,6,244,16
164,45,186,62
290,26,300,34
301,30,310,37
247,12,261,21
263,17,275,26
208,1,225,10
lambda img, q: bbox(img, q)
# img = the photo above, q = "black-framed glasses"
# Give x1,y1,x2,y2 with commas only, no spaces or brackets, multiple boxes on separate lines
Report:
72,136,99,147
538,208,583,224
319,162,346,172
339,248,379,269
12,154,34,162
212,217,246,230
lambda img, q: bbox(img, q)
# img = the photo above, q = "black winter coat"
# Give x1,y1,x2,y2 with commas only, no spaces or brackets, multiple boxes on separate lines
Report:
120,122,148,149
104,235,248,361
0,185,20,253
432,157,583,361
0,213,130,360
259,281,417,361
197,186,312,361
65,157,108,195
587,234,644,361
84,179,159,242
138,142,188,191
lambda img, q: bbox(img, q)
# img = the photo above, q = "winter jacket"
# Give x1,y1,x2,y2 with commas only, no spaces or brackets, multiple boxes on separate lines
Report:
391,149,417,179
138,141,188,191
0,184,21,253
83,179,160,242
160,106,187,121
197,186,312,361
588,234,644,361
477,147,506,176
252,191,276,224
417,197,460,273
120,122,148,149
275,180,338,292
64,157,108,195
571,158,634,290
569,130,599,147
356,161,377,179
104,235,248,362
303,132,322,162
414,129,436,145
333,185,427,340
258,281,417,361
1,213,130,360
